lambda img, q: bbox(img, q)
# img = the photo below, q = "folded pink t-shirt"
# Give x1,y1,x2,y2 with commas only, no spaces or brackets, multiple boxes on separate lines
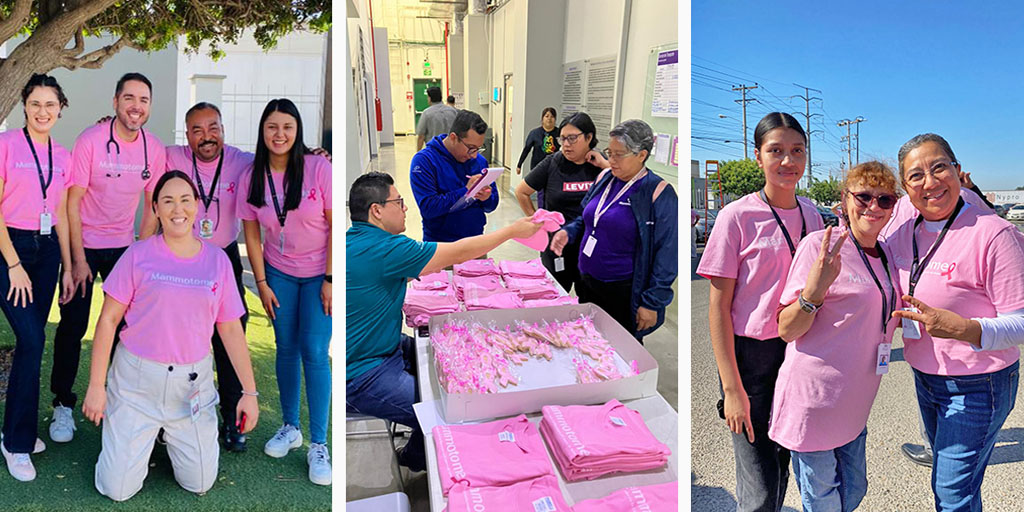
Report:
454,258,500,276
453,274,504,300
505,276,560,300
499,258,548,278
411,270,451,290
432,415,554,496
514,209,564,251
571,481,678,512
465,291,524,311
445,475,571,512
524,296,579,308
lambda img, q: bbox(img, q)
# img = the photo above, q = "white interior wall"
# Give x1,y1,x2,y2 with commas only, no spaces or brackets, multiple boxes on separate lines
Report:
619,0,677,121
374,27,395,144
564,0,625,63
348,17,372,172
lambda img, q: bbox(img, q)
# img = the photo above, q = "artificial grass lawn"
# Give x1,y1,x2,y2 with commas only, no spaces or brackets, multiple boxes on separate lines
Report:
0,287,332,511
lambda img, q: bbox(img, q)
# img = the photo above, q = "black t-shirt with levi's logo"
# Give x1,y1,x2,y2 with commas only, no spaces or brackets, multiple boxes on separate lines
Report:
523,152,602,222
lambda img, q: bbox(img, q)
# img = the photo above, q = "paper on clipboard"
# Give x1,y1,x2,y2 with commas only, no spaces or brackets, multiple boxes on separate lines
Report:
449,167,504,213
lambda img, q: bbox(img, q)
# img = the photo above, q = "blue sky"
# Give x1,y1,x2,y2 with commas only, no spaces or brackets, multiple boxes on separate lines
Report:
692,1,1024,191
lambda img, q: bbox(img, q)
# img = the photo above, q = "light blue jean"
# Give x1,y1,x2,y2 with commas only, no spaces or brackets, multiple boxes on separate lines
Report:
914,361,1018,512
266,263,332,444
790,428,868,512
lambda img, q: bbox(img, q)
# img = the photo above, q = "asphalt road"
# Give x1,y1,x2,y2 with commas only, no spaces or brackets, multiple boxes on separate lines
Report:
689,236,1024,511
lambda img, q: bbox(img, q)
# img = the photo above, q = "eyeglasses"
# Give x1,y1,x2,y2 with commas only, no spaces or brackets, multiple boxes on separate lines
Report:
457,136,483,155
377,197,405,209
905,160,956,187
557,132,586,145
604,148,635,160
848,191,898,210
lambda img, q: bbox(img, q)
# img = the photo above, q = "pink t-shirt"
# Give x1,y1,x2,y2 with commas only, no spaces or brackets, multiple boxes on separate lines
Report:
697,193,824,339
768,229,900,452
454,258,500,276
165,144,253,248
69,122,166,248
0,129,71,230
571,481,679,512
880,188,991,240
103,235,245,364
887,204,1024,375
236,154,331,278
445,475,571,512
432,414,554,496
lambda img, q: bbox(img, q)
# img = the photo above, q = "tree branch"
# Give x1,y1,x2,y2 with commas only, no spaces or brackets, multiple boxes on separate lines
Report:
61,35,132,70
0,0,34,43
64,27,86,57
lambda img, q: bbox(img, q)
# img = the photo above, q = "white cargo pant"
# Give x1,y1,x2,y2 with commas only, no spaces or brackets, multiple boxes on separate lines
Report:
95,347,219,501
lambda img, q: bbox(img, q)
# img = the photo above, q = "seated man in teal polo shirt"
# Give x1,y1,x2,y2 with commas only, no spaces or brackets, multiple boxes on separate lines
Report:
346,172,542,472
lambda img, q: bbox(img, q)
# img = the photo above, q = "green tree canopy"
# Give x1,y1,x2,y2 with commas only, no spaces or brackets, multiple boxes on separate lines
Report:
718,158,764,197
806,176,842,205
0,0,330,120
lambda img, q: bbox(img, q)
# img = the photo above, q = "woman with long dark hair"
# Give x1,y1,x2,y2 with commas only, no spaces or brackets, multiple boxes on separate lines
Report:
515,106,560,175
0,74,74,482
238,98,332,485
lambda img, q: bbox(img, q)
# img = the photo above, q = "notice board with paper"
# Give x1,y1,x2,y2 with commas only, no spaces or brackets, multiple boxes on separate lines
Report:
642,43,679,182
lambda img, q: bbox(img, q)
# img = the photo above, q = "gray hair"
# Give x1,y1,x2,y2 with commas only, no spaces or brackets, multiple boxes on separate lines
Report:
897,133,958,176
609,119,654,163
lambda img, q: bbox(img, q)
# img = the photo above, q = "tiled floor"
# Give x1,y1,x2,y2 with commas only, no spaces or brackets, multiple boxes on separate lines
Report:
344,135,679,509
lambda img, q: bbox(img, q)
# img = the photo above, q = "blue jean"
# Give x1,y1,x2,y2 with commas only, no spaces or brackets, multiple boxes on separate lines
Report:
0,229,60,454
265,263,331,444
914,361,1019,512
791,428,868,512
345,335,424,471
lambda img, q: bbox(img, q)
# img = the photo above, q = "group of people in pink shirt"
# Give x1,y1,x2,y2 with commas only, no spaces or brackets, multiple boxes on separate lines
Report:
700,112,1024,511
0,72,333,496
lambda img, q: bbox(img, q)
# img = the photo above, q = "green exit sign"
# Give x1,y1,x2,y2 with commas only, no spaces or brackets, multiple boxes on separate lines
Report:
423,60,432,76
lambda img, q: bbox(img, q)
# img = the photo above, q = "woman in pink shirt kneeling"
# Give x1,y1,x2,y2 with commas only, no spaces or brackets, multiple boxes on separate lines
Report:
82,171,259,501
771,161,901,511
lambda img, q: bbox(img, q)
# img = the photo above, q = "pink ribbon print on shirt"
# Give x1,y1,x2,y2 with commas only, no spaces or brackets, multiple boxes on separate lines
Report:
514,209,565,251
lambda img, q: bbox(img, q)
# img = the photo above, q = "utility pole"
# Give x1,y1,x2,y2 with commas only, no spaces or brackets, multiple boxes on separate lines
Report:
732,83,758,159
837,119,853,170
791,83,822,181
853,116,866,165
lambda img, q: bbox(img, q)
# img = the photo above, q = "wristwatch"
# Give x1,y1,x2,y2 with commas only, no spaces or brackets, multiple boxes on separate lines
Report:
323,275,332,283
798,293,822,314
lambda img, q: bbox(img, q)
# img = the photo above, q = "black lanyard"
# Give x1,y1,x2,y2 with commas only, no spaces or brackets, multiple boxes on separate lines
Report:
852,238,897,334
21,128,53,201
192,151,224,211
759,189,805,256
908,197,964,297
107,119,150,179
265,166,286,227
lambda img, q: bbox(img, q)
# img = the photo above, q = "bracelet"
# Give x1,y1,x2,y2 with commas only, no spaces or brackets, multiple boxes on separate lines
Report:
8,261,21,270
241,390,259,397
255,279,267,284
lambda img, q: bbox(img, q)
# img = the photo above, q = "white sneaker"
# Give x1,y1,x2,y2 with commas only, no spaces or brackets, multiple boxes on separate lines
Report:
1,440,36,482
49,406,76,443
0,433,44,454
264,424,302,458
307,443,332,486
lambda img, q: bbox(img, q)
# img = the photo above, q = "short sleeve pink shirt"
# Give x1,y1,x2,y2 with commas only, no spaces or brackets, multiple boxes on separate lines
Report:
69,122,167,248
0,129,71,230
887,204,1024,376
697,193,825,339
103,235,245,364
768,229,900,452
236,154,331,278
165,144,253,248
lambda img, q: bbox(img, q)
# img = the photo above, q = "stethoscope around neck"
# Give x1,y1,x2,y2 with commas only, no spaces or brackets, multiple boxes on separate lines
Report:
106,118,151,180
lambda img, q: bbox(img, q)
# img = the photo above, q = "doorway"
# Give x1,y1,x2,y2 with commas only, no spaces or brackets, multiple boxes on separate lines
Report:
412,78,443,130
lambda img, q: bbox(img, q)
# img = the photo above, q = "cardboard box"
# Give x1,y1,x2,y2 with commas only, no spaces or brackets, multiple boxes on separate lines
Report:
427,303,659,423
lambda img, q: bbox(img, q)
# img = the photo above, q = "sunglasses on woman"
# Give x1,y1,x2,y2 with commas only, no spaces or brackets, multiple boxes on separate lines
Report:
848,191,898,210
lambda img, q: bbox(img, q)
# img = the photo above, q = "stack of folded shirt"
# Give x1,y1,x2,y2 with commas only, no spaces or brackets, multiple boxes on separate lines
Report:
499,258,547,279
432,415,554,496
571,481,678,511
523,296,579,308
539,400,670,481
454,258,500,277
464,291,524,311
452,274,505,301
411,270,451,291
403,287,460,327
504,276,560,301
445,475,571,512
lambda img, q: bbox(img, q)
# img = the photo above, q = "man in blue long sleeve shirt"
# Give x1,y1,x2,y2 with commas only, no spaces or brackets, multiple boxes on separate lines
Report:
410,110,499,242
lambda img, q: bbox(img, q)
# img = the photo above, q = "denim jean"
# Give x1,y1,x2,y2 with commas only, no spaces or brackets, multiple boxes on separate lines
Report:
727,335,790,512
791,428,869,512
265,263,331,444
51,245,127,408
345,335,424,471
914,361,1019,512
209,242,248,428
0,229,60,454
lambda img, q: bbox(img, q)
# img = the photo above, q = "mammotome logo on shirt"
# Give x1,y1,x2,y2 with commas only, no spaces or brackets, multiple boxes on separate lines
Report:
150,273,217,292
923,260,957,280
550,407,590,456
626,487,654,511
438,426,467,480
562,181,593,193
755,236,785,249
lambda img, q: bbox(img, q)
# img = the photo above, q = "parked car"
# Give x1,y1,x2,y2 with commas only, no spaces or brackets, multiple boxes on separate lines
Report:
695,209,718,242
996,203,1016,218
1007,204,1024,222
817,205,840,227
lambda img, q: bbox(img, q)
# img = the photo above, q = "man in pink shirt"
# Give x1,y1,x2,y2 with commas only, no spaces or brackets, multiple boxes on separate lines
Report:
48,73,167,444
